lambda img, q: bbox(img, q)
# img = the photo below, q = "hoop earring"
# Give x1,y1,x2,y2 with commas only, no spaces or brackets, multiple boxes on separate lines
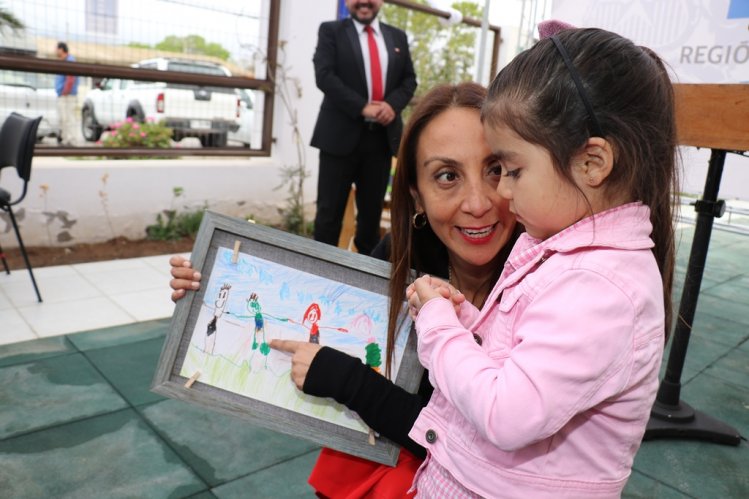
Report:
412,212,427,229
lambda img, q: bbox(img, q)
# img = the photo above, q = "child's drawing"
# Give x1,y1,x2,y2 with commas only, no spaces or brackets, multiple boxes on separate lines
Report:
249,293,269,351
294,302,349,344
180,246,411,433
235,292,271,369
205,283,230,354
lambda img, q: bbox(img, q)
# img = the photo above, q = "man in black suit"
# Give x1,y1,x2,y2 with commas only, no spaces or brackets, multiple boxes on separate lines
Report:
311,0,417,255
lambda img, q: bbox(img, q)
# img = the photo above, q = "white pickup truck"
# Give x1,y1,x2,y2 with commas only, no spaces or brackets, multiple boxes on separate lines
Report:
0,70,60,142
81,58,240,147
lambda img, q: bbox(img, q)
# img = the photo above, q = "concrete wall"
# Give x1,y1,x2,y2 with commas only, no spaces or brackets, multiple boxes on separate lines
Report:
1,156,296,247
2,0,334,249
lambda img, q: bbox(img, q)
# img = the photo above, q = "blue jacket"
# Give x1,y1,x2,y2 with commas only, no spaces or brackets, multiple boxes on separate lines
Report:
55,54,79,96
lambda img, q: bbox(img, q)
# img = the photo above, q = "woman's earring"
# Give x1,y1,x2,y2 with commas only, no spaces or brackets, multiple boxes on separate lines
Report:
412,211,427,229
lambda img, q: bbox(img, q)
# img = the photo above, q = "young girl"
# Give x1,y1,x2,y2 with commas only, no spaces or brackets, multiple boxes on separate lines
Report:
407,27,677,498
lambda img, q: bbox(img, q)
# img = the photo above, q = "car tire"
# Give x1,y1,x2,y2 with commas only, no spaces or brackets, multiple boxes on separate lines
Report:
126,101,147,123
82,106,103,142
199,133,228,148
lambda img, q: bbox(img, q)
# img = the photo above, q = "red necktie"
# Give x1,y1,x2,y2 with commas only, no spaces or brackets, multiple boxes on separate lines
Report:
365,25,383,101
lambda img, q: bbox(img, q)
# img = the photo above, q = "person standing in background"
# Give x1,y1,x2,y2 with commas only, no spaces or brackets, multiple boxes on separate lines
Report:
311,0,417,256
55,41,79,146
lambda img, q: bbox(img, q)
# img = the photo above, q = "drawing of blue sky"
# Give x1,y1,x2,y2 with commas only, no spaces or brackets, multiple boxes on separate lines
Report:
201,247,408,353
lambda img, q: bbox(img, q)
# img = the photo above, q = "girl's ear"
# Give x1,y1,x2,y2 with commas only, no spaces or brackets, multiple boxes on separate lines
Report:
574,137,615,187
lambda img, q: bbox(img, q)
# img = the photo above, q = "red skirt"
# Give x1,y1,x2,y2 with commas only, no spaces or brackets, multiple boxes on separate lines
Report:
308,447,421,499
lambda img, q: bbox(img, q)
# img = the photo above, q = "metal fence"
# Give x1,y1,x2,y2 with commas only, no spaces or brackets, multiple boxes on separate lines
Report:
0,0,280,157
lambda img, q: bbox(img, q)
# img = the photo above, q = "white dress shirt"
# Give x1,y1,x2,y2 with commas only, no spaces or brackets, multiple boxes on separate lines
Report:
352,17,389,102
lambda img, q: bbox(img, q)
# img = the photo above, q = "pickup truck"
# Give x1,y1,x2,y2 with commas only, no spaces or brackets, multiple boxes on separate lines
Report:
81,58,240,147
0,70,60,142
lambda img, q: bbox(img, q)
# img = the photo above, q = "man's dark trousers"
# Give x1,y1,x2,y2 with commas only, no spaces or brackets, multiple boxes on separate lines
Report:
313,123,390,256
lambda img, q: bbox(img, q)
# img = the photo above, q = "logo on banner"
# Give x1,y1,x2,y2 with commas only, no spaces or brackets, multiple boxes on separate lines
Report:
727,0,749,19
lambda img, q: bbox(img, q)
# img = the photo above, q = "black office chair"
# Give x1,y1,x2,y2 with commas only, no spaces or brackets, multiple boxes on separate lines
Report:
0,112,43,302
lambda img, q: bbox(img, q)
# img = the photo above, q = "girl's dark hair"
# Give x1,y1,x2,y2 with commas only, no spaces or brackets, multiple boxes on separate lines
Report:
483,28,678,338
385,82,520,374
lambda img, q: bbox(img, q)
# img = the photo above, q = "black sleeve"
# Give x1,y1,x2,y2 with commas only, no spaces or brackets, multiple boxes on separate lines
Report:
303,346,430,459
313,21,368,120
383,28,417,115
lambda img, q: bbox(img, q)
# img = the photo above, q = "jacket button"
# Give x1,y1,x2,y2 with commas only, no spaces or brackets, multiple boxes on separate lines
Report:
473,333,482,345
425,429,437,444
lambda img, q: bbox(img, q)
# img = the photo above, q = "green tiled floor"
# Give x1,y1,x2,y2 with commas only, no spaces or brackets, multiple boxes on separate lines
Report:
0,226,747,498
0,319,320,498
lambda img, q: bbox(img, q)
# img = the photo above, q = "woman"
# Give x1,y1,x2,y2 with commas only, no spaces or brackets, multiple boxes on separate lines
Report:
169,82,520,497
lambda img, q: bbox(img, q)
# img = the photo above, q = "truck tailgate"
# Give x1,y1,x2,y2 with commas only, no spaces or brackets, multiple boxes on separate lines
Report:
165,85,237,122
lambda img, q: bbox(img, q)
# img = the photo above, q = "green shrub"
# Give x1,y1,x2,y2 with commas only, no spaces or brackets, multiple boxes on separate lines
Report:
146,208,204,241
102,117,172,149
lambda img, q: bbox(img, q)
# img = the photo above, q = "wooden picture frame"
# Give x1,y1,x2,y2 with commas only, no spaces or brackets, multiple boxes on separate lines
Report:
152,211,422,466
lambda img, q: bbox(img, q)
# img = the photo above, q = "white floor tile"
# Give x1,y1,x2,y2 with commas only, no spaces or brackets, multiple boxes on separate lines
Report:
0,290,11,311
109,288,176,322
0,281,42,308
0,309,36,344
0,264,76,284
1,273,103,308
72,257,150,275
17,297,135,337
139,254,189,276
80,266,169,296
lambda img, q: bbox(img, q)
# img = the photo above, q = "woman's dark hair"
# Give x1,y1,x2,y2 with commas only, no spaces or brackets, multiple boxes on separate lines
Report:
483,28,678,338
384,82,520,374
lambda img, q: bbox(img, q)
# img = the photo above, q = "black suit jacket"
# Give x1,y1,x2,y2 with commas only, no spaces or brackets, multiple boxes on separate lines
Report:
310,18,417,156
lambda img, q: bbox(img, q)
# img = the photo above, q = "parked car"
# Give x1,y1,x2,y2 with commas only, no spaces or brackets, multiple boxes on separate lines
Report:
0,70,60,142
228,88,254,147
81,58,240,147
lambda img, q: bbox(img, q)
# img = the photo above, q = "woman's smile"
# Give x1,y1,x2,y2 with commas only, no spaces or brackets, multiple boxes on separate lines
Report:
456,223,499,244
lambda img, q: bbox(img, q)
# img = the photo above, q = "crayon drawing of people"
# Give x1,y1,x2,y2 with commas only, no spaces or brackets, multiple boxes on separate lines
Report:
248,293,267,351
205,283,231,355
244,293,271,370
297,303,348,344
303,303,322,344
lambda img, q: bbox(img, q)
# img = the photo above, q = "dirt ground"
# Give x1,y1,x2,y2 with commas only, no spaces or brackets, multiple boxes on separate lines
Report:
1,237,195,271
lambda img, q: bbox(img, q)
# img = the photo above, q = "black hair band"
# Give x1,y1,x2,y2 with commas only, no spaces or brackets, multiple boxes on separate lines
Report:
549,35,604,138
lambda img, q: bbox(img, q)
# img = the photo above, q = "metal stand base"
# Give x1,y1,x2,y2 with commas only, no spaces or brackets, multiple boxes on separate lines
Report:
646,400,742,445
646,149,743,447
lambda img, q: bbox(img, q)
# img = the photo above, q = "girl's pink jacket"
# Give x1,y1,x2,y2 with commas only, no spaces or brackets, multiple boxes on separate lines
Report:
409,203,665,498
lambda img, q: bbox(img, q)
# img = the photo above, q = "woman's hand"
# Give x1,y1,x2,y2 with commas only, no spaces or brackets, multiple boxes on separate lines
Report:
407,275,465,320
269,339,323,389
169,255,201,302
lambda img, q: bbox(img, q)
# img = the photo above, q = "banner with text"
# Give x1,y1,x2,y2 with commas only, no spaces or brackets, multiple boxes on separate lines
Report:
552,0,749,83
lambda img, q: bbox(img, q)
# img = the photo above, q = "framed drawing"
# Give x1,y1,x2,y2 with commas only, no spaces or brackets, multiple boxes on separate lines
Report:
152,211,422,466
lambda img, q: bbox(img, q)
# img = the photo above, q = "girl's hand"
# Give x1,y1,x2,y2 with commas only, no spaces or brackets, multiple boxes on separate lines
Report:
169,255,201,302
432,278,466,309
407,275,464,319
269,339,322,389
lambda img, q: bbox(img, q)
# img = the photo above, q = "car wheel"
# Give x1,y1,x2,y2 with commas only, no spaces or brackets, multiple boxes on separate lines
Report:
199,133,228,148
126,106,145,123
82,107,103,142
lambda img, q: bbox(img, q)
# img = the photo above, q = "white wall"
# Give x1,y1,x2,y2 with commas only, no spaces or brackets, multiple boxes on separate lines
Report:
271,0,335,214
1,0,334,249
2,157,286,247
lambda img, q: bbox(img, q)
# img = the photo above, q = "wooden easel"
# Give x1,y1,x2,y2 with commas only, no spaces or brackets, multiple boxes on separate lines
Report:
645,84,748,445
337,187,358,252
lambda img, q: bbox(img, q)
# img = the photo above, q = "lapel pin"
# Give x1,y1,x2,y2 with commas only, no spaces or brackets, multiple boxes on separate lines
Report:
395,47,401,53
